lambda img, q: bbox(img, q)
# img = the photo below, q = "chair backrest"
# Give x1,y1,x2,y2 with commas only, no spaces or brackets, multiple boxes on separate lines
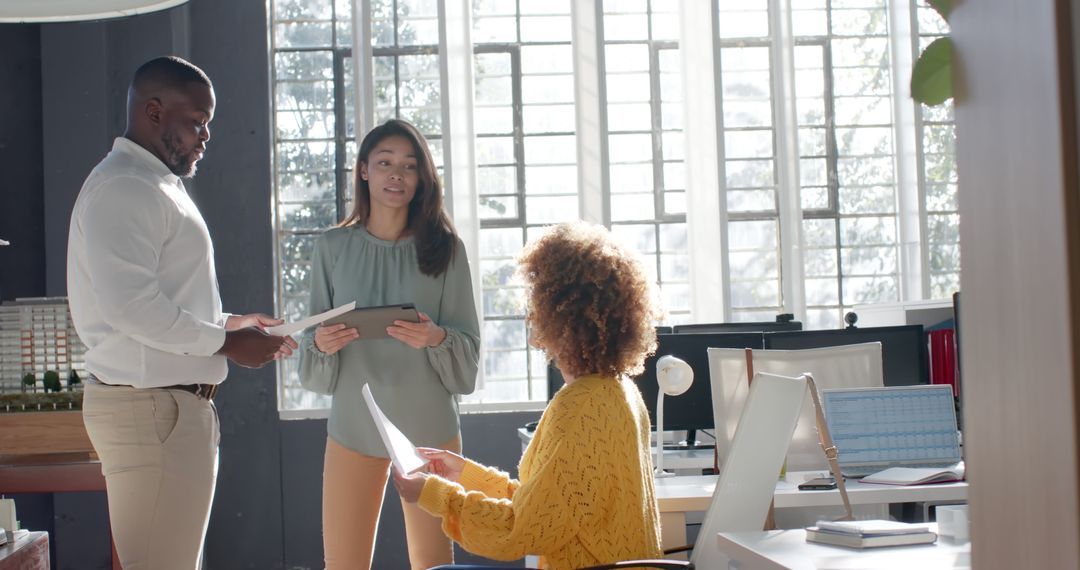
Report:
690,372,808,569
707,342,884,471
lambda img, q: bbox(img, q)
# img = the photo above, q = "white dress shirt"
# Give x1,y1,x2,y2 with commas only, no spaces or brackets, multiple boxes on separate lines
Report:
67,137,230,388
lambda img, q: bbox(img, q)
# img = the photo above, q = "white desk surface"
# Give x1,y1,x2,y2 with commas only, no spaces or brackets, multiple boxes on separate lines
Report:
716,525,971,570
654,471,968,513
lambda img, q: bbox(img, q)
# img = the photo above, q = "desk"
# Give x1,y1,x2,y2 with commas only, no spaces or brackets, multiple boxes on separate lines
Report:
715,525,971,569
0,531,49,570
516,428,714,472
653,472,968,550
0,454,120,570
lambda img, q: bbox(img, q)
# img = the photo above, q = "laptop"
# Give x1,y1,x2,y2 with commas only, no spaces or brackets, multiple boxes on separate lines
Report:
821,385,962,478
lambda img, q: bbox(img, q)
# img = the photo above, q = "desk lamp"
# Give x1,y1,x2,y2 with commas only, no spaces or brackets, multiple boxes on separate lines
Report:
0,1,188,22
654,355,694,478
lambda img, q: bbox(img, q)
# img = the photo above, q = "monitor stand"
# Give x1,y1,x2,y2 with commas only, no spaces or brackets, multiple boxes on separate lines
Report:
661,429,714,450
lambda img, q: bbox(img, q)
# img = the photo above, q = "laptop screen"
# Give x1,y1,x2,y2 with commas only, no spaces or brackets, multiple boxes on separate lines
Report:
822,385,961,471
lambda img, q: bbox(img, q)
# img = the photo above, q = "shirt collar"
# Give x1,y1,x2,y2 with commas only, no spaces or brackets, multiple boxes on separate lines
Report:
112,137,181,185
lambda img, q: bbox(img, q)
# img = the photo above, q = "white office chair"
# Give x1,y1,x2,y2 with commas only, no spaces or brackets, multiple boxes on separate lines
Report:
707,342,883,472
690,372,811,569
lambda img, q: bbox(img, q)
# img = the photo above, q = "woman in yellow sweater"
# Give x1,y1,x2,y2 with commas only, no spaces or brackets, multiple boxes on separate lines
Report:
392,221,664,569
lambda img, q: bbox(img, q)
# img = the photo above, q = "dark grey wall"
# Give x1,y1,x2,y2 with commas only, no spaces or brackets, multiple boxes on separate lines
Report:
0,24,45,301
1,2,538,568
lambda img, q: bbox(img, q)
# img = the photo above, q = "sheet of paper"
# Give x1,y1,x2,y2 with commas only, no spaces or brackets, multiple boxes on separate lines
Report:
265,301,356,336
362,383,426,474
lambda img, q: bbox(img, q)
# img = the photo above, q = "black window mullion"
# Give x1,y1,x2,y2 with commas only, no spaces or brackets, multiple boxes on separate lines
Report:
333,49,349,221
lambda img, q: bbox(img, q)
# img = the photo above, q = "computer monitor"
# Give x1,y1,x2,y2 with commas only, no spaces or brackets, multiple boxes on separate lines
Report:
546,332,766,438
763,325,929,386
673,320,803,334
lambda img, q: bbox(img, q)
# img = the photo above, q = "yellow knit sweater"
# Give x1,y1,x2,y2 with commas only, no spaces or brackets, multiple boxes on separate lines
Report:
418,374,662,569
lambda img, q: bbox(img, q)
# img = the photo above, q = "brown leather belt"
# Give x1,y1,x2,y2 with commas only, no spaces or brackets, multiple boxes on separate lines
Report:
90,375,218,401
166,383,218,401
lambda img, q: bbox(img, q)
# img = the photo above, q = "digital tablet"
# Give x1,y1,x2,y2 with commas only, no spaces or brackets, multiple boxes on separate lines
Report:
323,303,419,340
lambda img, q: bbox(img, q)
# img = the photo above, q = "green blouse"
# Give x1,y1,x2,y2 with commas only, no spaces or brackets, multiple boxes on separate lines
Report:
299,225,480,457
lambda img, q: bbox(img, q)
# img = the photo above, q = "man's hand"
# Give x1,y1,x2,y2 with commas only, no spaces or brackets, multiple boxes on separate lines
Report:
387,312,446,349
417,447,466,482
391,468,430,503
226,313,281,331
314,323,359,355
226,314,297,360
218,327,294,368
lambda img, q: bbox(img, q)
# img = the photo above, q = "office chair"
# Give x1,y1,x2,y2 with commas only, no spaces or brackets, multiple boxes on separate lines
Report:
559,561,691,569
707,342,884,472
520,555,691,569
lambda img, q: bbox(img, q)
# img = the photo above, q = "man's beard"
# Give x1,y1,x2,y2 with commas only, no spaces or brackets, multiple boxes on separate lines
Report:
162,129,198,178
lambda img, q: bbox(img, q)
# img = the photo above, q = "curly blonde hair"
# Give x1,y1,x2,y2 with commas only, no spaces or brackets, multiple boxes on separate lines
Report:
518,222,661,379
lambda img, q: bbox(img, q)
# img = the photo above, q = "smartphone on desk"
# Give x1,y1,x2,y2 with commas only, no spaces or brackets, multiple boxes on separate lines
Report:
797,477,838,491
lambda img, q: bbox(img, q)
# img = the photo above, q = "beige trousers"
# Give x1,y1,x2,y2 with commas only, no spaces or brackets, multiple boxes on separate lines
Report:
82,383,220,570
323,434,461,570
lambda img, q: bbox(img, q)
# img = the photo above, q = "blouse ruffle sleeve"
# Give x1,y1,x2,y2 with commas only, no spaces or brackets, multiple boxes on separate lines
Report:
424,241,480,395
298,234,341,394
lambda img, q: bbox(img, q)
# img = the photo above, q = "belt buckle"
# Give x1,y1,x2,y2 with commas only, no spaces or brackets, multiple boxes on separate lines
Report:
196,384,218,401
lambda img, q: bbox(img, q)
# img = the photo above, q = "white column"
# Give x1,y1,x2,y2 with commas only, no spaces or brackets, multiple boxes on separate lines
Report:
351,0,374,136
890,0,927,301
438,0,484,388
571,0,606,225
680,0,726,323
769,0,807,320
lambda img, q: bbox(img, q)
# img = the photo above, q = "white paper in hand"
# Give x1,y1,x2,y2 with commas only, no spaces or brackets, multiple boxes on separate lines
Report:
362,383,426,474
265,301,356,336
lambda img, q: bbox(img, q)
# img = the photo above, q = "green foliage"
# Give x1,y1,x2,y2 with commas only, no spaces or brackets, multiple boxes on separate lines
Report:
912,37,954,106
0,390,83,412
911,3,953,106
67,369,82,390
22,372,35,392
43,370,62,393
927,0,951,20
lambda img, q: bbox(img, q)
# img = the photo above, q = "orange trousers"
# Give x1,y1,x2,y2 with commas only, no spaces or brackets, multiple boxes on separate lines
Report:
322,434,462,570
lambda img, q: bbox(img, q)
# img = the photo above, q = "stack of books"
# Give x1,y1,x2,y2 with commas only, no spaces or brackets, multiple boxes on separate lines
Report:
805,519,937,549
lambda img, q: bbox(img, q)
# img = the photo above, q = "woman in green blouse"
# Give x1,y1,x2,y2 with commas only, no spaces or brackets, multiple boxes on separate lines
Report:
299,119,480,570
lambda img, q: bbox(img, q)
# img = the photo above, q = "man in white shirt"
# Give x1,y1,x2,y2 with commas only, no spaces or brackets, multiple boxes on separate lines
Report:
66,56,297,570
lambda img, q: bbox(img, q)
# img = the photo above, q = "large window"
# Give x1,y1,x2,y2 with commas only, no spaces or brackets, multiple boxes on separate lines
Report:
915,3,959,298
272,0,353,411
794,0,900,329
603,1,692,324
471,0,578,405
270,0,959,413
717,1,784,322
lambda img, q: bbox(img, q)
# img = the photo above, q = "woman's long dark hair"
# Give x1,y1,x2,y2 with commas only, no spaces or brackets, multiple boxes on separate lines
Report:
339,119,458,277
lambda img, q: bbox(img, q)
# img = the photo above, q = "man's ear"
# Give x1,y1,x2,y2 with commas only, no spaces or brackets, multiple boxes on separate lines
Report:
144,97,164,126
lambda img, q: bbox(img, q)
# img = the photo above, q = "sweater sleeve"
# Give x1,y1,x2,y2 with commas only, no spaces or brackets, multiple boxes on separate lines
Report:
457,459,520,499
298,235,340,392
416,404,603,561
424,241,480,395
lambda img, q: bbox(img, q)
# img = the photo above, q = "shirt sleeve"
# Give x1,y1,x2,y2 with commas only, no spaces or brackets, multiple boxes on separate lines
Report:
81,178,225,356
416,402,603,561
299,234,341,389
424,241,480,395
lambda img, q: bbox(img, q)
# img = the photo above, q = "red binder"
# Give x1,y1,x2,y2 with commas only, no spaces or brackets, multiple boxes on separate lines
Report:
927,328,958,397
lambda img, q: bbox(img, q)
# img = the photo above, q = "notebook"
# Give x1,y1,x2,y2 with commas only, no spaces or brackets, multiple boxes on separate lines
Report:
821,385,962,478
